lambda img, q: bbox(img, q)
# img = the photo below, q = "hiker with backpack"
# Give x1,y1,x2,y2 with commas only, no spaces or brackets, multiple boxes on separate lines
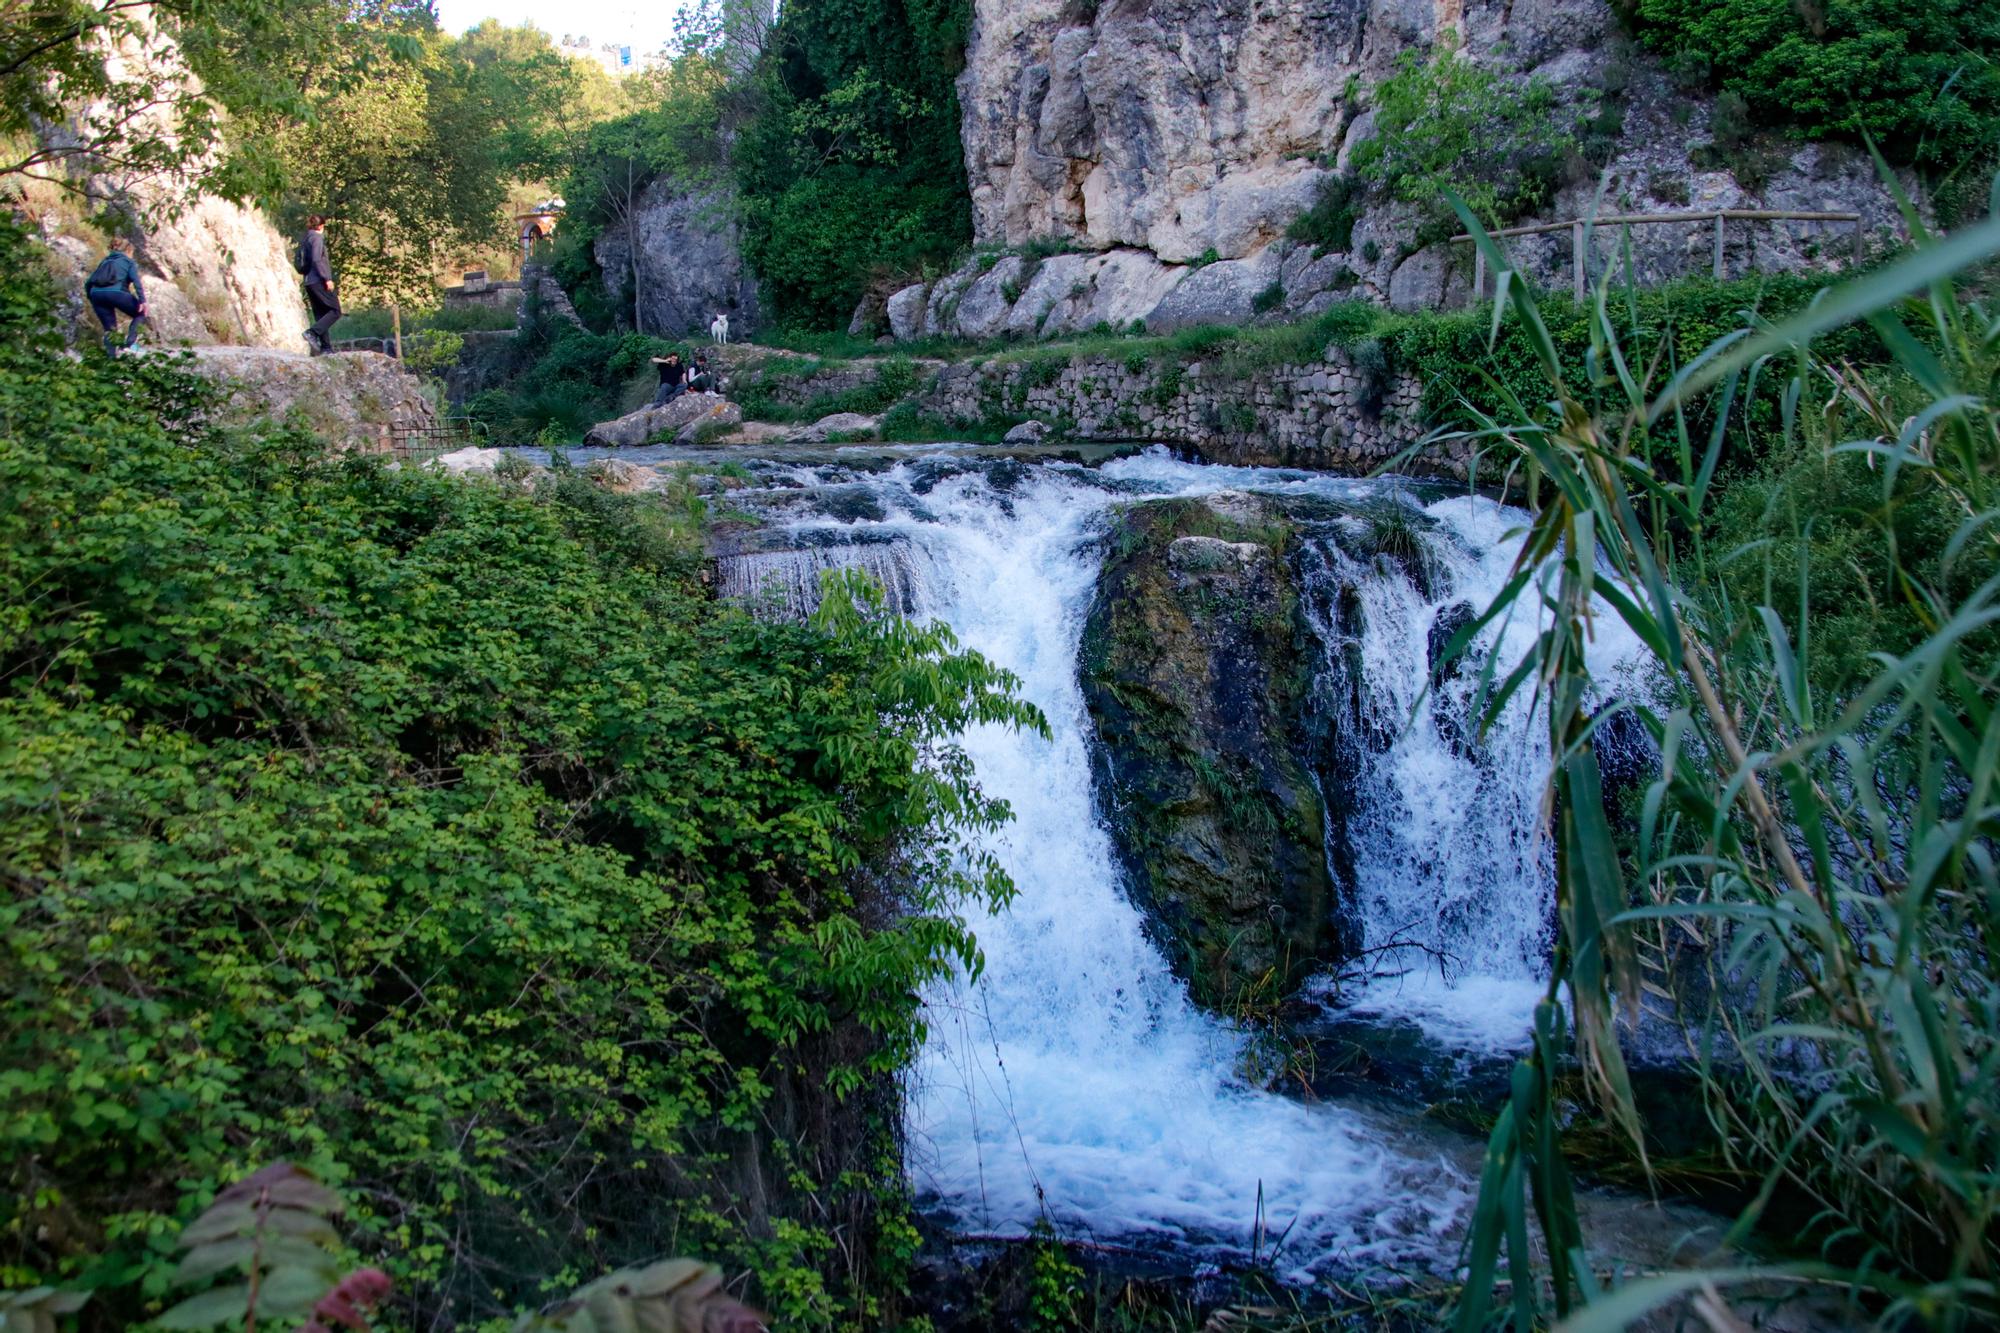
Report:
84,237,147,354
296,214,340,355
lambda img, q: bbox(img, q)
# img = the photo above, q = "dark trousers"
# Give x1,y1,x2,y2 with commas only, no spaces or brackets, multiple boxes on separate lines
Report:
88,288,143,340
305,281,341,346
651,382,685,408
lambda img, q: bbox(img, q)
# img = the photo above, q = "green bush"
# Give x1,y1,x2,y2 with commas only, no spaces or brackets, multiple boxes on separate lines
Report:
1351,37,1573,237
1285,171,1359,255
733,0,976,329
0,218,1039,1328
1620,0,2000,172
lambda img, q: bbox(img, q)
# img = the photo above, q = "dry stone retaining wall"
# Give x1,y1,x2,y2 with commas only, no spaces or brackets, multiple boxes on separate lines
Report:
738,344,1472,477
921,347,1469,477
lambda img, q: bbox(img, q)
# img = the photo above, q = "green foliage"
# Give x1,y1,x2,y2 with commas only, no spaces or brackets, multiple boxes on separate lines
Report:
1387,269,1886,458
1352,38,1573,237
733,0,975,327
235,15,607,302
1024,1231,1084,1333
1284,172,1359,255
0,215,1041,1327
1620,0,2000,172
398,327,466,378
153,1164,363,1331
1436,191,2000,1327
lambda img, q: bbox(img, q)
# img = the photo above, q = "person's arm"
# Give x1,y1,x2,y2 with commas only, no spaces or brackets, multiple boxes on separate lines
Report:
125,254,147,310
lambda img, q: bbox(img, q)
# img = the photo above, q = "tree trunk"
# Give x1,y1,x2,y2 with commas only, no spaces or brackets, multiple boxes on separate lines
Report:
626,158,644,334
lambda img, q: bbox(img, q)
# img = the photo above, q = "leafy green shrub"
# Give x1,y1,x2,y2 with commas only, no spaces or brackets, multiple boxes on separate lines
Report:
399,326,465,378
1285,171,1359,255
1351,37,1574,236
0,218,1040,1329
1251,281,1285,314
1619,0,2000,171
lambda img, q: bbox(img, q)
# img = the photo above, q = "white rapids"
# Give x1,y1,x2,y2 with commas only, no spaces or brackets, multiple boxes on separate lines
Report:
702,448,1644,1276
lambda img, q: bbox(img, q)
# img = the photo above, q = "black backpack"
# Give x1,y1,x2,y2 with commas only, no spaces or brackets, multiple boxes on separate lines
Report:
86,254,124,290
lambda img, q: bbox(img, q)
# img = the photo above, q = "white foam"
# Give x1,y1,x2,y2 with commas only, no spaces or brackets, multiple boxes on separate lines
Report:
723,450,1637,1272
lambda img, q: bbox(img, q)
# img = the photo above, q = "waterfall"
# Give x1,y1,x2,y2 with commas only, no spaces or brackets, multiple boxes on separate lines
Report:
715,541,927,618
1296,497,1583,1054
715,450,1639,1276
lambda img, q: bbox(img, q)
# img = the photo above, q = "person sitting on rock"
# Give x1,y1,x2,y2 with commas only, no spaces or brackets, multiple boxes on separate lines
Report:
84,236,148,354
687,351,716,394
650,351,687,406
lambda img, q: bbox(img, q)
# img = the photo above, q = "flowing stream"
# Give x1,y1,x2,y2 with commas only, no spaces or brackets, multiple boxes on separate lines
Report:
480,443,1644,1278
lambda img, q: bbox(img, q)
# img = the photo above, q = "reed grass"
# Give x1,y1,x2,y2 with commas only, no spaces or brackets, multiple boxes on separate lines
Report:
1422,169,2000,1330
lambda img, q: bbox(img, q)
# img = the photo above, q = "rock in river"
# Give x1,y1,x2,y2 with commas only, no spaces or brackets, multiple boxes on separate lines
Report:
1079,493,1342,1003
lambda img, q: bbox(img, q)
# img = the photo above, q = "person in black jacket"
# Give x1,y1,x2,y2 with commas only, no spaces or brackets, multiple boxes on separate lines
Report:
85,236,148,354
650,352,687,406
296,215,340,355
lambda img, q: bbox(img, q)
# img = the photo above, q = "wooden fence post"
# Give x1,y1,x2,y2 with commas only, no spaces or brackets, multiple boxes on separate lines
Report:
391,302,403,361
1473,247,1485,304
1712,213,1725,280
1853,216,1865,266
1571,221,1585,303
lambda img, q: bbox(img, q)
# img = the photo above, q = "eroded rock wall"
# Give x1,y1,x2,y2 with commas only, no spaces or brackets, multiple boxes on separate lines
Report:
960,0,1368,263
594,181,763,338
884,0,1914,340
32,25,306,348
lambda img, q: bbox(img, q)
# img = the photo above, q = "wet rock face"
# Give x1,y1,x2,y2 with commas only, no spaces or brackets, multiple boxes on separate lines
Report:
1080,494,1341,1001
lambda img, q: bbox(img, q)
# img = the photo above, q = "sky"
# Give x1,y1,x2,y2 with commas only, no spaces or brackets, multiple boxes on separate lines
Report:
430,0,690,60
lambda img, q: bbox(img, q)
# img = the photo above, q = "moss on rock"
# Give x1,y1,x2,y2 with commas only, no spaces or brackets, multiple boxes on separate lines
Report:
1080,493,1344,1005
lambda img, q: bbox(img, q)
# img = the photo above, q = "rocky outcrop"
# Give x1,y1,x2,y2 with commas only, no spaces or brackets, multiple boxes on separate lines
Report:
785,412,880,443
174,346,437,451
583,391,735,448
1081,494,1343,1000
958,0,1360,261
902,0,1914,340
673,398,743,443
30,24,305,349
594,181,763,338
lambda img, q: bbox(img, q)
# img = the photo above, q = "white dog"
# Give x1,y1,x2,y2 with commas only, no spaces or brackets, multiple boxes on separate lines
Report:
709,312,729,346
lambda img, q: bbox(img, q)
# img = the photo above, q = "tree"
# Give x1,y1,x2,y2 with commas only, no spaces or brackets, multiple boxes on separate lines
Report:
730,0,973,327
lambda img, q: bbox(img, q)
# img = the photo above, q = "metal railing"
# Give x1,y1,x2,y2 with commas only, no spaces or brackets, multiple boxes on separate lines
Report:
387,416,487,461
330,336,402,357
1454,208,1866,303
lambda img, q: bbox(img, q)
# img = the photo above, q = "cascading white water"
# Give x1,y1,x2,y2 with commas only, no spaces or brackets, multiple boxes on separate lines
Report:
706,448,1645,1275
1298,497,1592,1055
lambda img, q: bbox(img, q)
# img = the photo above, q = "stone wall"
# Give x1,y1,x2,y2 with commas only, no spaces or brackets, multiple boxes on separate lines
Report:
916,348,1460,476
733,343,1467,476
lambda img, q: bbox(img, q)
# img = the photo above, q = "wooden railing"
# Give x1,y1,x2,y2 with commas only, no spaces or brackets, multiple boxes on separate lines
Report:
1453,208,1865,303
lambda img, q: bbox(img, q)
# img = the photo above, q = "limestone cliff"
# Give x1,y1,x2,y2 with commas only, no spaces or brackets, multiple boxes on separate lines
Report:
29,25,306,349
593,181,764,337
878,0,1914,340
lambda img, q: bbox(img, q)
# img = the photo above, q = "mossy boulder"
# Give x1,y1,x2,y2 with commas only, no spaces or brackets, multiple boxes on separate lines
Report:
1080,493,1344,1003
